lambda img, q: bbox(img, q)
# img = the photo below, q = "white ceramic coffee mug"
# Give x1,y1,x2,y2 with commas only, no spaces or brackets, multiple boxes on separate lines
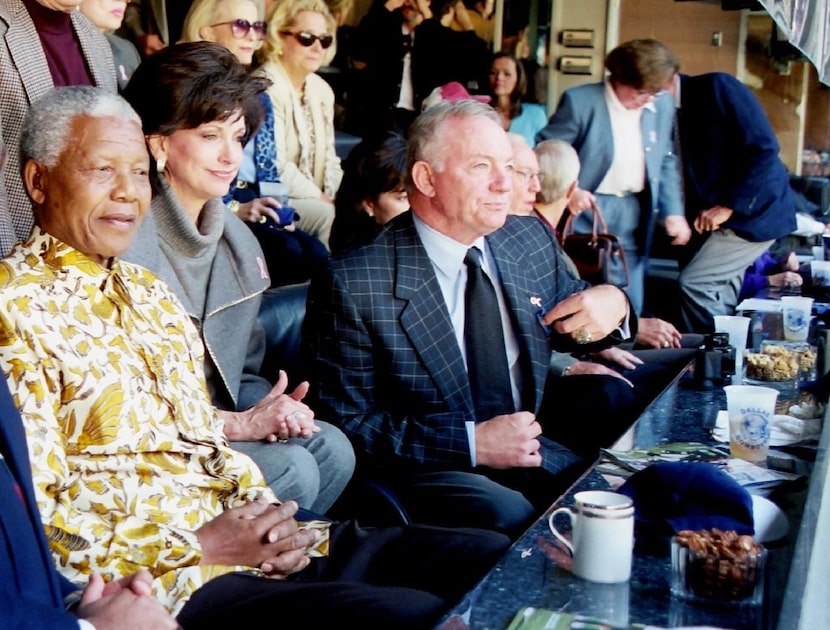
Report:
548,490,634,583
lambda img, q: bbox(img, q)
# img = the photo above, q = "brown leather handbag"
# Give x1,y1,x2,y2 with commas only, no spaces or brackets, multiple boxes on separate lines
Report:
559,201,629,288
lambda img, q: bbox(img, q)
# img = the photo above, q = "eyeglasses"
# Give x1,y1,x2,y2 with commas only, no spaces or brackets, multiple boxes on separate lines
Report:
514,169,540,184
636,88,666,100
210,19,267,41
279,31,334,49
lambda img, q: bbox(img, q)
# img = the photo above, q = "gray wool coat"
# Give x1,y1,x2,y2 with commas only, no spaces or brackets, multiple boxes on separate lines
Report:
124,182,273,412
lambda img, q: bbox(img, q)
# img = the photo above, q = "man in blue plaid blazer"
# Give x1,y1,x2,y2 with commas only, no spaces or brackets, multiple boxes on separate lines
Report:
304,101,635,536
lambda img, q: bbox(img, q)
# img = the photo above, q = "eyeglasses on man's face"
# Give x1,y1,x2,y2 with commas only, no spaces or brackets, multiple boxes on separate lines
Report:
211,19,267,41
635,88,666,100
280,31,334,49
514,169,541,184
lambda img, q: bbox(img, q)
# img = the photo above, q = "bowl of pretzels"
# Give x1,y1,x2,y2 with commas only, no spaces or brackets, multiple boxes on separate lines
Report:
670,528,766,606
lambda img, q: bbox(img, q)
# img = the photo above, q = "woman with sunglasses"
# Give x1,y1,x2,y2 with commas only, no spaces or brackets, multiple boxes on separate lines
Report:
182,0,268,66
254,0,340,249
182,0,330,288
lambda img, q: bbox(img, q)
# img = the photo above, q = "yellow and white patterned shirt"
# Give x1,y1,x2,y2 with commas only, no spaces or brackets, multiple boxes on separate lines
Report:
0,229,276,614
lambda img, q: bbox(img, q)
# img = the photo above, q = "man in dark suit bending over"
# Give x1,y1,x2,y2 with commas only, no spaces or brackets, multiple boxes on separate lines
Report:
304,100,634,537
672,70,797,333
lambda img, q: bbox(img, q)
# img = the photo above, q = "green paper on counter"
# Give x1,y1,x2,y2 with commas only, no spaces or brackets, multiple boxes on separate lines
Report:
506,607,617,630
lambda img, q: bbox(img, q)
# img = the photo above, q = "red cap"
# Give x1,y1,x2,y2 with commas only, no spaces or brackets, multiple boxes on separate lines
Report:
421,82,491,111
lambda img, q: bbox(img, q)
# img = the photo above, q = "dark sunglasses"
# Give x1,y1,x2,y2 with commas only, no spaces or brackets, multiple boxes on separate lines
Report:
211,19,267,41
280,31,334,49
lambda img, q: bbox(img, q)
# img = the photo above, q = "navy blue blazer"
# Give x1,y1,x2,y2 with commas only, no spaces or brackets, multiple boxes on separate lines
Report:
678,72,796,242
0,377,79,629
536,81,684,255
304,212,617,476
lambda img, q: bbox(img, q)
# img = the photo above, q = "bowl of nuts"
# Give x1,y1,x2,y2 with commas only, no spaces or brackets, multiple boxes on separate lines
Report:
670,529,766,606
745,341,816,382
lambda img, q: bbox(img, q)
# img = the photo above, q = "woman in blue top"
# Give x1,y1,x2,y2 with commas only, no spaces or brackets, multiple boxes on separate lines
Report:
488,52,547,147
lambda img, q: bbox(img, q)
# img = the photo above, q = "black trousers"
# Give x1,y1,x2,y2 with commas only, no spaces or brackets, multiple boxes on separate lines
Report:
177,521,509,629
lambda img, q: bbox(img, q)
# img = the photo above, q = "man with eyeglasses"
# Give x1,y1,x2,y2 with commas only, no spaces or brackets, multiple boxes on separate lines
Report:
536,39,691,316
507,133,542,216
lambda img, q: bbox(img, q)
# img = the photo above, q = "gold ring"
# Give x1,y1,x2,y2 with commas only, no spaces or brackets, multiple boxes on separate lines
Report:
575,328,592,344
258,215,267,224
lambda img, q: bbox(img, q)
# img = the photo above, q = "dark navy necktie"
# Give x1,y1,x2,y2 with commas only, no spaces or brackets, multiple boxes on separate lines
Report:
464,247,514,421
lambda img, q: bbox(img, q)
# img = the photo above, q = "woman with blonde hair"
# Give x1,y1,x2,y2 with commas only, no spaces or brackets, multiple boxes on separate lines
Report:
182,0,267,66
255,0,341,248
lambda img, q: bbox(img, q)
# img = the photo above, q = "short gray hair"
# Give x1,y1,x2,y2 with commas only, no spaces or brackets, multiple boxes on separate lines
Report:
20,86,141,171
535,139,580,204
406,99,501,187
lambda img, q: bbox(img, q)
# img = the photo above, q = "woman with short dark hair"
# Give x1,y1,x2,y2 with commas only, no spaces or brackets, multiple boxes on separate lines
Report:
122,42,355,515
330,133,408,255
181,0,330,288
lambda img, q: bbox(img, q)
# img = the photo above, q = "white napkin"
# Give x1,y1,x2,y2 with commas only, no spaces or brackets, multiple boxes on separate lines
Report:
713,410,822,446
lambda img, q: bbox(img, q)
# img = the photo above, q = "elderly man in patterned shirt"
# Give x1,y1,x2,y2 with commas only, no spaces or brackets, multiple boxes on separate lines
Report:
0,85,508,627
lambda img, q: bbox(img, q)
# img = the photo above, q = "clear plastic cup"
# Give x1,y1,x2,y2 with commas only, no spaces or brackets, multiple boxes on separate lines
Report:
713,316,750,383
781,296,813,341
810,261,830,288
723,385,778,463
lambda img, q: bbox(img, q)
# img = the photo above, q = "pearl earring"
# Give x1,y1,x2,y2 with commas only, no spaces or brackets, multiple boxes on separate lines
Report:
156,156,166,172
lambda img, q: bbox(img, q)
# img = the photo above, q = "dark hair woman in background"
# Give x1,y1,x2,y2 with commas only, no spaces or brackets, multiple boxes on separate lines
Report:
330,133,409,255
488,51,547,147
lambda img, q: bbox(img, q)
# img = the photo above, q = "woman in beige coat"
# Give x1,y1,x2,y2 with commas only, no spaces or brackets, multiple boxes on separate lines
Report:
255,0,341,247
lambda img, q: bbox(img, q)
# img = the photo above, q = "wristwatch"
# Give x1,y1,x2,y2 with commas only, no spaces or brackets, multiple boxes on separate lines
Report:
228,200,241,215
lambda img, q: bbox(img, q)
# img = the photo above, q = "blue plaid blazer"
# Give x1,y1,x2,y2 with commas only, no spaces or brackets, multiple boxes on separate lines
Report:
304,211,596,475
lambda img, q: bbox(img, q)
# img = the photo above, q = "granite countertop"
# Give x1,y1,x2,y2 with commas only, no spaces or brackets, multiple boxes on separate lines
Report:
436,368,823,630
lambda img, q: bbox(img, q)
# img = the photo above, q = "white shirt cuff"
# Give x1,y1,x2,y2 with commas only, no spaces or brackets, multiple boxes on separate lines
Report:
465,420,477,467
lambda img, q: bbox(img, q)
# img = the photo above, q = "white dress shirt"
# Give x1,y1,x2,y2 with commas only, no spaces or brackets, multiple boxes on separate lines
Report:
596,80,647,195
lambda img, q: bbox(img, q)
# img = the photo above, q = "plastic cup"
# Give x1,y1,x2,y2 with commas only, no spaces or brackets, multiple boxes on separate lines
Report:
723,385,778,463
781,296,813,341
258,181,291,207
810,260,830,287
713,315,750,383
812,245,824,261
